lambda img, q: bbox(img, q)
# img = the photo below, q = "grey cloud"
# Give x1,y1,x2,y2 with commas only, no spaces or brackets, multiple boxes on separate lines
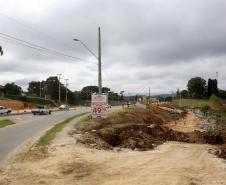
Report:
0,0,226,94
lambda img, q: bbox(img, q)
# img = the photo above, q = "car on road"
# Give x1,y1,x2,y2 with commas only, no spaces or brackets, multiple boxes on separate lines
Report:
31,106,51,115
59,104,70,110
105,104,111,108
0,106,12,114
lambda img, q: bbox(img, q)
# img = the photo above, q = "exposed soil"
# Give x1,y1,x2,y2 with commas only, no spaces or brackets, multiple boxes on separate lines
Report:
74,107,226,155
0,99,26,110
1,105,226,185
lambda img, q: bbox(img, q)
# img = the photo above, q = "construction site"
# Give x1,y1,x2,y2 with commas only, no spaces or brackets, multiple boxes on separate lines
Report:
0,103,225,185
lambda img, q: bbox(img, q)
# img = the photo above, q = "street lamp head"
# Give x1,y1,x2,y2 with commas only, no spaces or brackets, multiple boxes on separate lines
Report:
73,38,80,41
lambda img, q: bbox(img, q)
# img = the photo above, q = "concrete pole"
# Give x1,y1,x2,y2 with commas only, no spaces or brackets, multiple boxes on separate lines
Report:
39,81,41,97
98,27,102,94
57,74,62,103
64,79,69,104
149,87,150,104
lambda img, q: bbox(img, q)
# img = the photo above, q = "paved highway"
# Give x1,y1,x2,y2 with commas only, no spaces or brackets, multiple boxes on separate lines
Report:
0,107,90,162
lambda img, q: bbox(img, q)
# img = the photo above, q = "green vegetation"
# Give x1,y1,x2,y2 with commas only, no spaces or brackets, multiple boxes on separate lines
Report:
0,119,15,128
174,98,211,108
174,95,226,119
209,95,225,111
6,95,57,106
36,112,89,146
108,109,129,118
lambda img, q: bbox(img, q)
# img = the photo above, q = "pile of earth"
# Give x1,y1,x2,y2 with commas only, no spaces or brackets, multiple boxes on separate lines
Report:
74,107,226,156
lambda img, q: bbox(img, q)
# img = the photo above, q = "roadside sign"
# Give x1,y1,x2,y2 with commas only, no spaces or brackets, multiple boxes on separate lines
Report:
91,93,108,118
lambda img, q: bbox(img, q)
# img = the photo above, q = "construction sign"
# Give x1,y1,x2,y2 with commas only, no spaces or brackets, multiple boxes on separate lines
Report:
91,93,108,118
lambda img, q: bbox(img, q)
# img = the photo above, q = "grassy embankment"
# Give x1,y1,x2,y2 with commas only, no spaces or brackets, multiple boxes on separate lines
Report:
36,112,89,146
0,119,15,128
6,95,57,106
174,97,226,119
174,99,211,108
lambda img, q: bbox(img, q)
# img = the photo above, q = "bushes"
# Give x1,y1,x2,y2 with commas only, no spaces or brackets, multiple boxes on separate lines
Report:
209,95,224,111
6,95,57,106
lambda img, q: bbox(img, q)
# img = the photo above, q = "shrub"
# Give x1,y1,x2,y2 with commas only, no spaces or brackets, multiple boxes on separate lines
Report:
6,95,57,106
209,95,224,111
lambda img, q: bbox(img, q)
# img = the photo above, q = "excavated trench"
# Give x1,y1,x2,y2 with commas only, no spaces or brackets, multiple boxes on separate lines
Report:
75,108,226,159
96,124,225,151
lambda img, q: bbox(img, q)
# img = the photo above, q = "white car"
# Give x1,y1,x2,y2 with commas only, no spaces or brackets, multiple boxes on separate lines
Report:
0,106,12,114
31,106,51,115
105,104,111,108
59,104,69,110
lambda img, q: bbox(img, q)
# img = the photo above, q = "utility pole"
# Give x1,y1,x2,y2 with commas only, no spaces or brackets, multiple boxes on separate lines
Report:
57,74,62,103
98,27,102,94
73,27,102,94
148,87,150,104
0,46,3,56
39,81,42,97
64,79,69,104
216,71,219,89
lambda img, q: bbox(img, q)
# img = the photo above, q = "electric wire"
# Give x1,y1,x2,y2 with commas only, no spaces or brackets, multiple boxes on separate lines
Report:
0,33,96,64
0,11,82,52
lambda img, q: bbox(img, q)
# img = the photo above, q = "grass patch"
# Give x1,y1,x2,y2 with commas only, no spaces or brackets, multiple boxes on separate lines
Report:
0,119,15,128
108,109,129,118
174,99,211,108
75,109,129,132
36,112,89,146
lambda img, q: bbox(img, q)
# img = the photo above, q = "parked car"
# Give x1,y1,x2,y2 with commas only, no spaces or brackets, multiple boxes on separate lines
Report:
105,104,111,108
0,106,12,114
31,106,51,115
59,104,70,110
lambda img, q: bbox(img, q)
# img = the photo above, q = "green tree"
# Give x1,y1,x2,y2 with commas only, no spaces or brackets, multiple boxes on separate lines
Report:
120,91,124,100
207,78,218,98
180,89,189,98
187,77,206,99
108,91,120,101
176,88,180,98
80,86,110,100
218,90,226,99
4,82,22,95
43,76,60,100
28,81,44,96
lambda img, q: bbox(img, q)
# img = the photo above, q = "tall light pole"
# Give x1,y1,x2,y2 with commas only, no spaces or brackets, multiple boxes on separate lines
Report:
57,74,62,103
98,27,102,94
73,27,102,93
64,79,69,104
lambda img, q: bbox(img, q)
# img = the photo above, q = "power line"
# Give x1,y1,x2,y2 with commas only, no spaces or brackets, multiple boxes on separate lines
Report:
0,33,95,64
0,11,81,52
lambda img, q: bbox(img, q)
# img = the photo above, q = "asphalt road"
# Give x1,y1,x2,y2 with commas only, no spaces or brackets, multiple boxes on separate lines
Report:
0,107,90,162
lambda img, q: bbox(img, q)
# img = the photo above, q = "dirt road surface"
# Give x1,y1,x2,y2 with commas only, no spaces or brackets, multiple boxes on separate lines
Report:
0,142,225,185
167,111,202,132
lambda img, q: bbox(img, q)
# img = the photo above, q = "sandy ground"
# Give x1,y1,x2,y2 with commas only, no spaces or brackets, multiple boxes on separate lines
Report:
0,109,226,185
0,142,225,185
166,111,202,132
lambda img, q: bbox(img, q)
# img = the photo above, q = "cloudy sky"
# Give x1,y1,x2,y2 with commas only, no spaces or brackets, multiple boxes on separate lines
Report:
0,0,225,95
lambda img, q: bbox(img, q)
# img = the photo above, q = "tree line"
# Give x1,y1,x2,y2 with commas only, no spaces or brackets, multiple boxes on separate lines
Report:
0,76,120,104
177,77,226,99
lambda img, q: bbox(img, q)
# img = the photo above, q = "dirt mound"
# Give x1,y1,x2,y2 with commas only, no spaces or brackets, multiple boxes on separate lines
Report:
96,124,189,150
74,108,226,152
